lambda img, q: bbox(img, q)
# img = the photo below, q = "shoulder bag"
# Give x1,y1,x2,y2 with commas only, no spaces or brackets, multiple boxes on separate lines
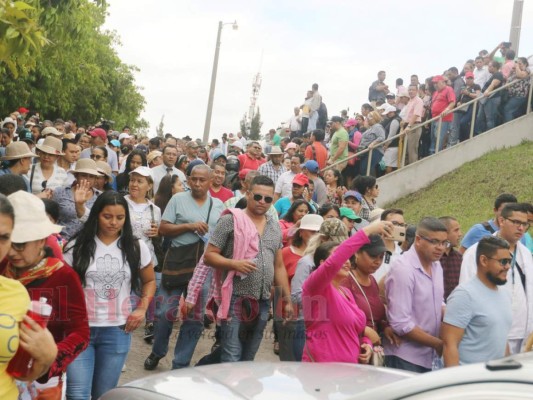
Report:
161,198,213,289
350,273,385,367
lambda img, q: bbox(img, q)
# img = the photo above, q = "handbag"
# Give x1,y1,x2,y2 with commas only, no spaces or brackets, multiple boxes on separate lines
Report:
161,198,213,289
350,273,385,367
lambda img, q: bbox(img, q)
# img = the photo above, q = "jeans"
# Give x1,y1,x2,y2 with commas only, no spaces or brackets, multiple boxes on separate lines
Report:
448,112,461,147
220,295,270,362
503,96,527,123
358,149,383,177
459,107,474,142
66,326,131,400
384,355,431,373
146,271,162,322
151,274,210,369
476,96,501,134
429,120,451,154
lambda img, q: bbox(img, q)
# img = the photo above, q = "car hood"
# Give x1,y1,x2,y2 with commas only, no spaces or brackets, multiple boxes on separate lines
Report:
120,362,415,400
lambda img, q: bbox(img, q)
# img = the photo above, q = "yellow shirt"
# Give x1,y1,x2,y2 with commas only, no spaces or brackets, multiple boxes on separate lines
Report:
0,276,30,400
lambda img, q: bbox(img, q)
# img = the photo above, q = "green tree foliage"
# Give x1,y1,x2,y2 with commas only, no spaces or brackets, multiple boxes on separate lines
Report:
0,0,147,130
156,114,165,137
249,108,262,140
239,113,247,137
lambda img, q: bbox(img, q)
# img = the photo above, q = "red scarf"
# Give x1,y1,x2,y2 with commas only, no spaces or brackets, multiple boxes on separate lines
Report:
3,257,63,286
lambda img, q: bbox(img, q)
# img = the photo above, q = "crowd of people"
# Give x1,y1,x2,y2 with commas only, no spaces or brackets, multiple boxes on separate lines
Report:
0,41,532,400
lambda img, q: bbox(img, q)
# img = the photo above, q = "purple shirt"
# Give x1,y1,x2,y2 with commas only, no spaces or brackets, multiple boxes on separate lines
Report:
384,246,444,369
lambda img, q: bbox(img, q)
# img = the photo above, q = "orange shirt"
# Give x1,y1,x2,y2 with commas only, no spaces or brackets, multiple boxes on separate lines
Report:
304,142,328,171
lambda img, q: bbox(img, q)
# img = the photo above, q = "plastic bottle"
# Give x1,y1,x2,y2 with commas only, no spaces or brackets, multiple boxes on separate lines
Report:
7,297,53,379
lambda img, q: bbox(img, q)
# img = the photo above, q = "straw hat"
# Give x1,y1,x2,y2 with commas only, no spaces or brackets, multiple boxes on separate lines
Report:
35,136,64,155
0,141,38,161
8,191,63,242
69,158,100,176
41,127,62,137
267,146,283,155
95,161,113,182
146,150,162,164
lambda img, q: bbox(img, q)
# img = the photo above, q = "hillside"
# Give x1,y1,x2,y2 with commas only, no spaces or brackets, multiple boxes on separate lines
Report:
388,141,533,232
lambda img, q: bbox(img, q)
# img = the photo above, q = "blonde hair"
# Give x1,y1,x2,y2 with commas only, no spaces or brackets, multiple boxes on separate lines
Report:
367,111,383,125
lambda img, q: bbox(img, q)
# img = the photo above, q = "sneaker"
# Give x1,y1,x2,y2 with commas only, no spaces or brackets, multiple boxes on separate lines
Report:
144,323,154,344
273,341,280,355
121,363,127,373
144,353,162,371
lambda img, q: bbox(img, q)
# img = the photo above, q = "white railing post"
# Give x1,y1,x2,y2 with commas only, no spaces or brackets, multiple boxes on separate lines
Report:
527,75,533,115
469,101,477,140
435,116,443,154
366,148,373,176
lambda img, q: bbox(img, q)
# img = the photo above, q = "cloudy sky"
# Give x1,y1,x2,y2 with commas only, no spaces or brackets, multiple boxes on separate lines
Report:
104,0,533,140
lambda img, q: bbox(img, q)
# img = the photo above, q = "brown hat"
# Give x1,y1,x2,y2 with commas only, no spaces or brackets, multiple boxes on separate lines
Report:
146,150,162,164
41,127,62,137
95,161,113,182
0,141,38,161
35,136,64,155
69,159,100,176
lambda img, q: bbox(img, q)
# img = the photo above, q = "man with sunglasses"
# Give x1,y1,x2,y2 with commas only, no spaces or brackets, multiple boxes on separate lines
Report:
384,217,447,373
205,175,292,363
238,141,265,171
460,203,533,354
442,236,512,366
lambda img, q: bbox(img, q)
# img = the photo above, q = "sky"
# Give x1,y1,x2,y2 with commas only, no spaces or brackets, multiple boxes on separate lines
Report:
104,0,533,140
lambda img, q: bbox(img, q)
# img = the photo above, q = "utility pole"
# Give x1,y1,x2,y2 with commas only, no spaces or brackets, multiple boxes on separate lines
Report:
509,0,524,53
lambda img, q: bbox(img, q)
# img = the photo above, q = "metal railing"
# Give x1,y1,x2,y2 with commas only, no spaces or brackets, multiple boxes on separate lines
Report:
322,74,533,175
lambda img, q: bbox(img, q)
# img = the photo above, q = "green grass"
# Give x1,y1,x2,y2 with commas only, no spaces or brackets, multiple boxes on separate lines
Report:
387,140,533,232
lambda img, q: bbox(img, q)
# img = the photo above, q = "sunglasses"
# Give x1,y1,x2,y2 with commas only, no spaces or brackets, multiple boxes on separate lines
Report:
487,257,513,266
251,193,273,204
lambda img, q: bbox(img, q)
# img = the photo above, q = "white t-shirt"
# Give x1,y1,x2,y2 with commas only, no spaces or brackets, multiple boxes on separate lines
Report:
373,242,402,283
275,171,296,198
64,237,151,327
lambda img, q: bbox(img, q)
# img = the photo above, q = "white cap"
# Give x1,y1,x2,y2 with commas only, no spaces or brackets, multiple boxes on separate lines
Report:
119,132,131,141
129,166,153,179
297,214,324,231
380,104,397,115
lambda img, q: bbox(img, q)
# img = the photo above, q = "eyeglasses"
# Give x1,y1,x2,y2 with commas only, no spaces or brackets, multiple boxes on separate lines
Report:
487,257,513,266
392,221,407,228
251,193,273,204
418,234,451,248
90,154,103,160
504,217,530,229
11,242,27,252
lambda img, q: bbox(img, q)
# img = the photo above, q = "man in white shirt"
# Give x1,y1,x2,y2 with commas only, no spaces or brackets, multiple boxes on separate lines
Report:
474,56,491,89
274,154,303,202
289,107,302,139
459,203,533,354
152,145,186,194
308,83,322,131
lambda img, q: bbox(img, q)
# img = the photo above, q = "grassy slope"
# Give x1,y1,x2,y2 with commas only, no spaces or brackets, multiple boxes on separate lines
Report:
387,140,533,232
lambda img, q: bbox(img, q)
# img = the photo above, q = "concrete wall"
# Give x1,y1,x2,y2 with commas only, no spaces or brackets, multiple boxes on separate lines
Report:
378,113,533,206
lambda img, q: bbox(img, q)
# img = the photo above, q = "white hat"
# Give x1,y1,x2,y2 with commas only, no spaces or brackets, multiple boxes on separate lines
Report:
1,117,16,129
380,104,397,115
41,127,62,137
231,141,243,150
119,132,131,141
35,136,64,155
297,214,324,232
95,161,113,182
369,208,385,222
8,191,63,242
129,166,153,179
268,146,284,155
146,150,162,164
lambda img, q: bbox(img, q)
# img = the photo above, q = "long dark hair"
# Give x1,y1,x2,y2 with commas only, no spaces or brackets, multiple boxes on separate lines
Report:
116,150,148,194
65,191,141,291
154,174,179,214
283,199,313,223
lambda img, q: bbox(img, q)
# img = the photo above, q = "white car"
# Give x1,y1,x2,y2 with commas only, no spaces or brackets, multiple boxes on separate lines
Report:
100,353,533,399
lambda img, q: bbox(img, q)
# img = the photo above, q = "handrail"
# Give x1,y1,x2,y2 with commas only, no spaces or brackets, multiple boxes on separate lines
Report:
322,73,533,174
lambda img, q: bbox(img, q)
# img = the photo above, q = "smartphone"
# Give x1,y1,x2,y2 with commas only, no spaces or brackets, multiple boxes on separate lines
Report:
390,226,406,242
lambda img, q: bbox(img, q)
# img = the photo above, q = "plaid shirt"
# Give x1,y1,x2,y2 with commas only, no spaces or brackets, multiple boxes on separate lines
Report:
186,255,217,306
257,161,287,185
441,248,463,301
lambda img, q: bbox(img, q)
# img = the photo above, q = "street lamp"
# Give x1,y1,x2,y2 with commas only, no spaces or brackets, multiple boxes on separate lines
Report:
202,20,238,144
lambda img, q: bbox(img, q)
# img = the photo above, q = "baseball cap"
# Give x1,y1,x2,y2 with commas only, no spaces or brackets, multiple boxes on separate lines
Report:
360,234,388,257
297,214,324,232
285,142,298,150
432,75,445,83
369,208,385,222
339,207,362,223
129,166,153,179
385,93,396,98
18,107,30,114
231,141,243,150
186,159,205,176
343,190,363,202
238,168,252,180
292,173,309,186
344,118,357,128
212,151,227,161
380,104,397,115
89,128,107,141
118,132,131,141
301,160,319,174
465,71,474,79
110,139,120,147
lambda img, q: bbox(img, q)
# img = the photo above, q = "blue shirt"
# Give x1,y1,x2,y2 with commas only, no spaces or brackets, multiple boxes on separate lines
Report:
274,197,292,218
0,168,31,192
461,219,498,249
444,276,512,364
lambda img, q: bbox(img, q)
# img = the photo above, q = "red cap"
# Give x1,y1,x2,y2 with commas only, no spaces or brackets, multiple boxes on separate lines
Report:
18,107,29,114
238,168,252,180
465,71,474,79
432,75,445,83
89,128,107,141
292,173,309,186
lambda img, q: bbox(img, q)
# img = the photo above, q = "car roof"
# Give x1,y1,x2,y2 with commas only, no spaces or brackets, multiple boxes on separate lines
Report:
114,362,414,399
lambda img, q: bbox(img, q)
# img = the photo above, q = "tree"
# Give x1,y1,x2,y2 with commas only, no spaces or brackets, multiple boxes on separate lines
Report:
239,113,247,137
0,0,147,131
249,107,263,140
156,115,165,137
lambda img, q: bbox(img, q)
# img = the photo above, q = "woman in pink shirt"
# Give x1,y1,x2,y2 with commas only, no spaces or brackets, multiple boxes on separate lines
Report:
302,221,393,363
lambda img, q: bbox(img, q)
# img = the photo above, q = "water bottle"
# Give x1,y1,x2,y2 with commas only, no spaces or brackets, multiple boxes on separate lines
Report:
7,297,53,379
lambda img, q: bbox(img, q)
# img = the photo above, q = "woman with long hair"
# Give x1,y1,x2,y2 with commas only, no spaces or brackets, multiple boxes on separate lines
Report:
115,150,147,195
1,191,88,398
323,169,345,206
279,199,313,245
302,221,393,363
64,191,156,400
358,110,386,177
0,194,58,400
153,174,184,214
